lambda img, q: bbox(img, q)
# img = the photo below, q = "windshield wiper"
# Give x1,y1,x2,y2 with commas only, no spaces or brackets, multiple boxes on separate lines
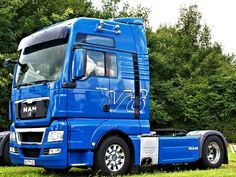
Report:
16,79,54,89
25,79,54,85
16,82,34,89
31,79,54,85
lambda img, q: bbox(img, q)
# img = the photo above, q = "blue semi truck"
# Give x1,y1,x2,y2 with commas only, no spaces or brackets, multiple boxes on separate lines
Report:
2,17,228,175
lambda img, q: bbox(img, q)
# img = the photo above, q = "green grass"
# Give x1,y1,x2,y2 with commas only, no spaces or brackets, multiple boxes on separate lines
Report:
0,148,236,177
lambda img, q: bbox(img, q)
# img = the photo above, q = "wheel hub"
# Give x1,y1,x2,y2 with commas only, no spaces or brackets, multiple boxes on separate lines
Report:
207,142,221,164
112,154,117,161
105,144,125,172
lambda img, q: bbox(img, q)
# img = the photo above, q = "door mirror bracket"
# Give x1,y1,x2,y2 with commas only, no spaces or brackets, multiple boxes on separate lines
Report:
3,58,17,68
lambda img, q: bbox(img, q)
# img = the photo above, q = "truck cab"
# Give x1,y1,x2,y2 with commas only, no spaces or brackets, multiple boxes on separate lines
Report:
7,17,228,175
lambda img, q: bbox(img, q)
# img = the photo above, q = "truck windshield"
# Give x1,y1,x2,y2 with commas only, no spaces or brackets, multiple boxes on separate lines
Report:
15,41,67,87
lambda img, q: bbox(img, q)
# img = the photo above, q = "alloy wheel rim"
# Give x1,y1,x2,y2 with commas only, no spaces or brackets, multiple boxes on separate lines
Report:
207,142,221,164
105,144,125,172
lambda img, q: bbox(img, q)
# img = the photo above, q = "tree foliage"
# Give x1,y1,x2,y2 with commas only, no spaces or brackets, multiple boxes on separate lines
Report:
0,0,98,131
148,5,236,142
0,0,97,53
0,0,235,141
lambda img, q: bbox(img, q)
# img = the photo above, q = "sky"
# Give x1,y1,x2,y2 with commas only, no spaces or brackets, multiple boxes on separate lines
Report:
92,0,236,56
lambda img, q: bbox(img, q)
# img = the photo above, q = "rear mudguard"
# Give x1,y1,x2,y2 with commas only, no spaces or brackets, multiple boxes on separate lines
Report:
187,130,228,164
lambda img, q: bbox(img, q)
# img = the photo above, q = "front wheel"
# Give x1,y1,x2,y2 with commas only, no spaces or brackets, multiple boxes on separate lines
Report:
94,136,131,176
201,135,224,168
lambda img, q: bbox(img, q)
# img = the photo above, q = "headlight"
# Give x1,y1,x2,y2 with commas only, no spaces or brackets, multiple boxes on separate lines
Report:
47,131,64,142
10,132,16,142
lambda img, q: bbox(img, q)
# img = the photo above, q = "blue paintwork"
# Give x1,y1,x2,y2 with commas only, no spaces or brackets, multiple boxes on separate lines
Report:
130,25,148,54
9,17,205,169
68,150,94,166
11,83,68,127
159,136,200,164
113,17,144,25
129,135,141,165
68,118,108,150
10,120,68,168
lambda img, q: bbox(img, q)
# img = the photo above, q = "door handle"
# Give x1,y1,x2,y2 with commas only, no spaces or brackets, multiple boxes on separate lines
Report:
103,104,110,112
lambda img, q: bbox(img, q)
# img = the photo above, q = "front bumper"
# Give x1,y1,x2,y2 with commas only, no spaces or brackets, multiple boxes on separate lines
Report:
9,120,68,169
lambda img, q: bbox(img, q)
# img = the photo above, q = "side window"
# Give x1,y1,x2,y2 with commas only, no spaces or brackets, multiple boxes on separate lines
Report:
106,53,117,77
86,50,105,77
76,33,115,47
84,50,117,78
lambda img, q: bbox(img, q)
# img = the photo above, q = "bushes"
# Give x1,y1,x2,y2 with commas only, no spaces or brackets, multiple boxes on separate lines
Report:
148,5,236,141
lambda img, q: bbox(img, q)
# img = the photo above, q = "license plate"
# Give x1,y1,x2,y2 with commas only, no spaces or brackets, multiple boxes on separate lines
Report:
24,159,35,166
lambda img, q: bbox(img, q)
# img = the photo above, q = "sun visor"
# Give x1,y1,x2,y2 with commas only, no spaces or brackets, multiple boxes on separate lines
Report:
18,22,72,51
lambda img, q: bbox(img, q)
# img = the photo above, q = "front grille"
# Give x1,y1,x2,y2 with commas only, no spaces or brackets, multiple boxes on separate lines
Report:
21,148,41,158
15,97,49,120
18,132,43,143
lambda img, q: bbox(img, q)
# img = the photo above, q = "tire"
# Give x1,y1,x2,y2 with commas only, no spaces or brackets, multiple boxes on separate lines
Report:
201,135,224,168
94,136,131,176
44,167,71,173
2,139,12,166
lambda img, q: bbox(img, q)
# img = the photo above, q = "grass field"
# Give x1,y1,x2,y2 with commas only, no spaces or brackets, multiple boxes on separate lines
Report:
0,148,236,177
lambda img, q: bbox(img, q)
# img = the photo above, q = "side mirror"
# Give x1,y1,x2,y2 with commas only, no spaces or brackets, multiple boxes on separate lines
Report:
3,58,17,68
72,49,86,80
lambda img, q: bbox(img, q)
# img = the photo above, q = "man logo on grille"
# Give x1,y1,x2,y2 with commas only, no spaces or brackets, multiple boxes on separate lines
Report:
23,106,37,117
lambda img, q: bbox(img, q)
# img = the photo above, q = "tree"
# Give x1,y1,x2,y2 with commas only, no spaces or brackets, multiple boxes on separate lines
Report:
149,5,236,140
0,0,97,53
99,0,150,26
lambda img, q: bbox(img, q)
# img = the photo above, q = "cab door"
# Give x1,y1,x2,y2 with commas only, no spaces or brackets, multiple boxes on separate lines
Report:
67,47,110,119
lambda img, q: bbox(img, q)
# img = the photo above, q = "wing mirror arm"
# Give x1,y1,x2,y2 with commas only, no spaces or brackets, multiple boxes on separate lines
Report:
3,58,17,68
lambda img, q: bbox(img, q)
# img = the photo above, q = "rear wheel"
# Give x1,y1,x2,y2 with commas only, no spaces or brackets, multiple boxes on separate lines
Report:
201,136,224,168
94,136,131,175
